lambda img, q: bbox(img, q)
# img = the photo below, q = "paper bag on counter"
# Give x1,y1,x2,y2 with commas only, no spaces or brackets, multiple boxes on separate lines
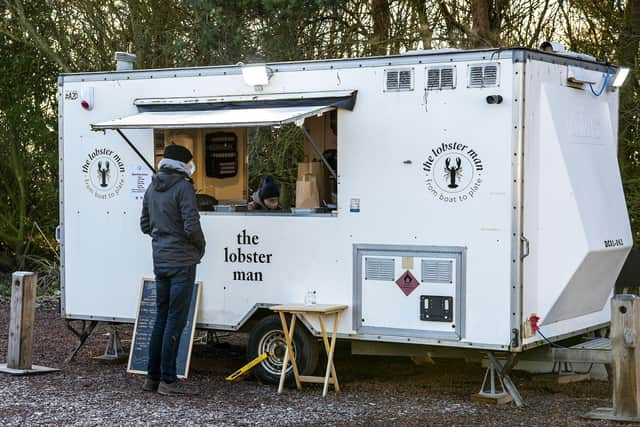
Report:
297,161,329,205
295,174,320,208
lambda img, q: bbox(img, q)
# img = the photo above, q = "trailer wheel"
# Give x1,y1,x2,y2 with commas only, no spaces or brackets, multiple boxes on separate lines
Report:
247,314,319,385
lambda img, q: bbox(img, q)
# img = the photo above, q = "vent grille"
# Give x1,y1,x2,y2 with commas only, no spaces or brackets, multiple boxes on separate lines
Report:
426,66,456,90
441,67,455,88
385,68,414,91
468,63,499,88
365,257,395,281
421,259,453,283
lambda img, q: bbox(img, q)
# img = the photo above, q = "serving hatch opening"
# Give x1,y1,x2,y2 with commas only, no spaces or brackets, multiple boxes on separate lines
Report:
91,90,356,213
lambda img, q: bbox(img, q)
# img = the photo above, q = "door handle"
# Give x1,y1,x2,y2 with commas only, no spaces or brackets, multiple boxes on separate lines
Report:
520,235,530,259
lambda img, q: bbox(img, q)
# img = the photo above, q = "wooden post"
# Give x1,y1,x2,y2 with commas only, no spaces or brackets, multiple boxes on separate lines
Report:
586,294,640,421
7,272,37,370
611,294,640,418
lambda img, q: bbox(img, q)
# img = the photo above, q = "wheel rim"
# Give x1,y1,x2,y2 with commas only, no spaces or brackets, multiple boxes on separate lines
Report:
258,329,298,376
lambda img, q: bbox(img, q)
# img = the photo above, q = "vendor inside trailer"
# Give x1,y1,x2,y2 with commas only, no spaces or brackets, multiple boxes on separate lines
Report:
248,176,282,211
91,90,353,215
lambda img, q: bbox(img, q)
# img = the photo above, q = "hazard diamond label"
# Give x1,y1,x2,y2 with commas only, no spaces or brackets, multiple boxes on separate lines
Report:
395,270,420,296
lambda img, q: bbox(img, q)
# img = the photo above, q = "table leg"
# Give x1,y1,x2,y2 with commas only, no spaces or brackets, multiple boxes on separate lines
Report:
319,312,341,396
277,312,288,394
277,312,302,393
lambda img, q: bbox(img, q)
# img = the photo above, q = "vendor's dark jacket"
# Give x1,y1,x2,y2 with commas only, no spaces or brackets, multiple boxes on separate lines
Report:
140,166,206,267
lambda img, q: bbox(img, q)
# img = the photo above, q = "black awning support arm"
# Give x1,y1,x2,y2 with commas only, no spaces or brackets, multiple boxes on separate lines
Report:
299,125,337,180
115,129,156,174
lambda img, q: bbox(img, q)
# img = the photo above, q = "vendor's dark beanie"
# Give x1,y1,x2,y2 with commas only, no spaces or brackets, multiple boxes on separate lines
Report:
164,144,193,163
259,176,280,200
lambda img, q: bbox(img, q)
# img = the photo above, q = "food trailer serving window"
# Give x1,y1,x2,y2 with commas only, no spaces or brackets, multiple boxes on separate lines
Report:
91,90,355,214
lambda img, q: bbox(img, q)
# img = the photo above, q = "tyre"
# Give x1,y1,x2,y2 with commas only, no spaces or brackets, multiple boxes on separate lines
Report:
247,314,319,385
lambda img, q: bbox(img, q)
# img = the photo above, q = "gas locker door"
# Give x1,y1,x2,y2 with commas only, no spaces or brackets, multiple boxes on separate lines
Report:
354,245,466,340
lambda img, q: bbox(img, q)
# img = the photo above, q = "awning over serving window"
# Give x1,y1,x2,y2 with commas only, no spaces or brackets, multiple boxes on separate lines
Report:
91,90,356,130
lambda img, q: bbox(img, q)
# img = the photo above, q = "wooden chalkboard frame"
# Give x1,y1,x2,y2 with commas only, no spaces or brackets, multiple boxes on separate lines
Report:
127,277,202,379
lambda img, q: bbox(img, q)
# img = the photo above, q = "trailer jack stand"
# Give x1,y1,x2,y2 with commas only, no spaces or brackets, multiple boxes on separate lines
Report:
473,352,524,407
65,320,98,363
93,329,127,362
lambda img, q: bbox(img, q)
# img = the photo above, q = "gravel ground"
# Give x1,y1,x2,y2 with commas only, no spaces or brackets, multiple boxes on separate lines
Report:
0,299,621,426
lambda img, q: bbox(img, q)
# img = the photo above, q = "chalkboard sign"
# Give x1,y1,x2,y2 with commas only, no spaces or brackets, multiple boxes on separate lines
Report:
127,278,201,378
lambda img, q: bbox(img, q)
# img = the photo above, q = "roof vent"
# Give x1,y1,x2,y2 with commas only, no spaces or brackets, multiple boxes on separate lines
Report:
426,66,456,90
384,68,414,92
468,63,499,88
115,51,137,71
539,41,596,62
540,41,565,53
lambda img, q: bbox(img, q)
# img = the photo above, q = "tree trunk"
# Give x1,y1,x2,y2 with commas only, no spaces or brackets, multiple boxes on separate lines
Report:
617,0,640,172
470,0,508,48
471,0,491,47
414,0,433,49
371,0,390,55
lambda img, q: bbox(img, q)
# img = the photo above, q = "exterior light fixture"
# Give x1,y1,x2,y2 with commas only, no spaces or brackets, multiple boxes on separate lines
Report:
241,64,273,90
613,67,630,87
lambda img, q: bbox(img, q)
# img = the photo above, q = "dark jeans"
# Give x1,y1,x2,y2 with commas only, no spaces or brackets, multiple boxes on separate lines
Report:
147,265,196,384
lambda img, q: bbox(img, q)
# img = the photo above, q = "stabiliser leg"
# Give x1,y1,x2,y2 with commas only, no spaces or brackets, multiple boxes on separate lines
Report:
65,320,98,363
487,352,524,407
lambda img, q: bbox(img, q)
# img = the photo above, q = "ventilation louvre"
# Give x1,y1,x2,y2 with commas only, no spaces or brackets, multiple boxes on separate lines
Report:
440,68,455,89
365,257,395,281
386,71,399,89
398,70,412,89
384,68,414,91
426,66,456,90
421,259,453,283
468,63,499,88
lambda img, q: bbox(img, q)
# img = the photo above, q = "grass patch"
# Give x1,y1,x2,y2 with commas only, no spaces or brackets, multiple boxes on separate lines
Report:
0,273,11,297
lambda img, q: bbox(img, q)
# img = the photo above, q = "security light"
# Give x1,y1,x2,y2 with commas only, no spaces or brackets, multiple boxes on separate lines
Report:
613,67,630,87
241,64,273,87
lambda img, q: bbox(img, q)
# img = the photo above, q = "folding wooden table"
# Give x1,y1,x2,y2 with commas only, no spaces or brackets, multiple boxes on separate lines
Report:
270,304,348,397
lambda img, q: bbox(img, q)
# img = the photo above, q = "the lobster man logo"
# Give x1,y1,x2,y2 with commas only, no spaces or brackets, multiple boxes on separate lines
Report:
81,148,126,199
444,157,462,189
97,160,110,188
423,142,484,203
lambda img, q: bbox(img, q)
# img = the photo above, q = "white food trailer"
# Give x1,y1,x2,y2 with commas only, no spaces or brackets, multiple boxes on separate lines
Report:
58,45,632,390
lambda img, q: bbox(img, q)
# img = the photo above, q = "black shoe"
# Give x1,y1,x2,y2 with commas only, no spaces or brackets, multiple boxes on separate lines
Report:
142,379,160,392
158,381,199,396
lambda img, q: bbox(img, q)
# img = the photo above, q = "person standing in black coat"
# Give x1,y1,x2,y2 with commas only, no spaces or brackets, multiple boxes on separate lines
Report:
139,144,205,396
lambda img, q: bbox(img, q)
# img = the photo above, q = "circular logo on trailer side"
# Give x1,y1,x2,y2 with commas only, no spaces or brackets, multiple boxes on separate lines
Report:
422,142,484,203
81,148,126,199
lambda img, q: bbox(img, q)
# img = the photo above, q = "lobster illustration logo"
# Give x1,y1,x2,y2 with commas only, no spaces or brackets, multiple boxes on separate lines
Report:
444,157,462,189
97,160,110,188
82,148,126,199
